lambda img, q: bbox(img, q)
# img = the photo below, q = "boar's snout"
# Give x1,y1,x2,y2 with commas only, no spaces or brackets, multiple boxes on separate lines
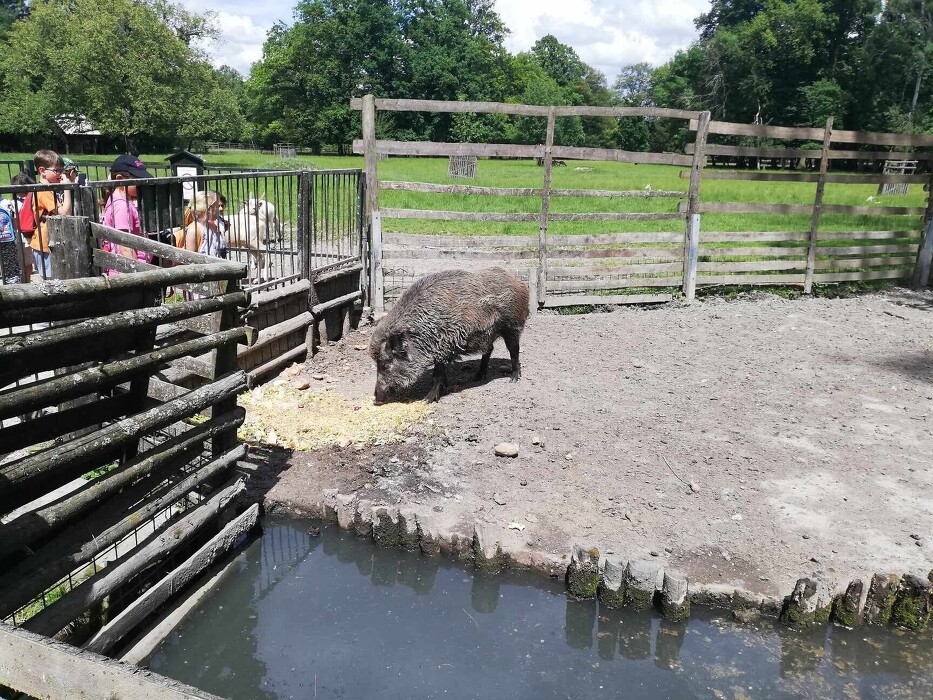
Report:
373,382,390,405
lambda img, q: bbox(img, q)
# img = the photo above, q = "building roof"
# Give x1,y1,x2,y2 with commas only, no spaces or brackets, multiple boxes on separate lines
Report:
53,114,101,136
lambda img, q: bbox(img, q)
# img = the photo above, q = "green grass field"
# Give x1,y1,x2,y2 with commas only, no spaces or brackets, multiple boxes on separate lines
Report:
3,149,927,238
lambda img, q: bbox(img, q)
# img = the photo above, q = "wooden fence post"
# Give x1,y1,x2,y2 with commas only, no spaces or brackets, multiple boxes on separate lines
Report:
362,94,385,315
537,107,556,308
913,174,933,288
48,216,94,280
683,111,710,301
804,117,834,294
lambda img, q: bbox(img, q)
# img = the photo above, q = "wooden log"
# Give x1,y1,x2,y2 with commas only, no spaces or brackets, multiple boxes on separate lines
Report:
90,222,246,270
689,142,933,161
0,438,245,618
312,291,362,316
350,95,701,120
0,264,244,311
237,312,313,359
92,251,224,297
696,273,806,285
683,201,926,216
552,145,693,167
83,503,259,654
914,213,933,288
362,94,385,314
0,394,135,455
698,260,809,273
811,269,910,282
660,571,690,621
0,622,224,700
545,293,673,307
547,277,681,291
246,344,308,387
0,328,245,420
0,411,245,562
537,107,556,307
380,181,684,198
0,289,147,327
0,371,245,515
147,376,188,403
22,478,246,637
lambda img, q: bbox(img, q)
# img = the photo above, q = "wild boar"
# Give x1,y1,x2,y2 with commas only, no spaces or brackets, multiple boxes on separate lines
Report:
369,268,530,404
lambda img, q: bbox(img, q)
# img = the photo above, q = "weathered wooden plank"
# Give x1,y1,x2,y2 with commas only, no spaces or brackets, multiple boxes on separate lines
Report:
697,246,808,256
538,107,556,308
383,208,683,222
379,181,685,198
22,478,246,637
0,623,224,700
244,279,312,314
0,429,244,618
700,231,810,242
688,143,933,161
696,273,806,285
814,244,919,255
551,145,694,167
0,289,147,327
83,504,259,655
353,139,542,159
812,269,911,282
92,251,224,297
0,328,244,420
546,277,683,290
697,170,929,185
547,263,684,276
313,261,364,286
362,94,385,314
386,247,683,260
350,96,701,120
0,371,245,515
545,293,673,307
690,118,933,147
684,110,711,300
684,201,926,216
915,215,933,287
698,260,809,272
147,376,188,403
818,230,920,241
813,256,916,269
383,232,683,247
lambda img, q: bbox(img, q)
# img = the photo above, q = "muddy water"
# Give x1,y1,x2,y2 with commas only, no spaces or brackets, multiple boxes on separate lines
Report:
149,518,933,699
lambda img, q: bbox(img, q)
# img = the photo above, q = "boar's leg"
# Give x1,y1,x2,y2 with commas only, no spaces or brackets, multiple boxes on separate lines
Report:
425,361,449,402
473,349,493,381
503,328,521,381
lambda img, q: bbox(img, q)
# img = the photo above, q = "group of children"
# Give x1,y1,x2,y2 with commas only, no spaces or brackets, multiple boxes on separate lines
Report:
0,149,230,285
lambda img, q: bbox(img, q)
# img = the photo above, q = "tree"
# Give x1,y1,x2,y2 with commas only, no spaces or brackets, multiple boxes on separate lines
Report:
0,0,27,40
0,0,233,147
613,63,654,106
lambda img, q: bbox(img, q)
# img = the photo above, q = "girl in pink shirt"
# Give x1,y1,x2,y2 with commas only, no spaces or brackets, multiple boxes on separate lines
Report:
100,156,155,274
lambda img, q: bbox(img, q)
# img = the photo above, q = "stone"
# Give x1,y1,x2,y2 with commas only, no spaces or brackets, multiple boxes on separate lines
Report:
566,544,600,599
352,500,373,538
597,557,626,608
293,379,310,390
335,494,356,530
831,580,865,628
890,574,932,630
689,482,699,493
780,575,833,627
732,608,761,624
624,560,663,611
864,573,900,625
398,508,420,551
494,443,519,458
531,435,542,446
660,571,690,622
372,507,402,548
312,373,327,381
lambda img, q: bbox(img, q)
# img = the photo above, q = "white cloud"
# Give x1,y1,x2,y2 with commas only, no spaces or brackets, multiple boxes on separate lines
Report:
495,0,706,82
190,0,706,81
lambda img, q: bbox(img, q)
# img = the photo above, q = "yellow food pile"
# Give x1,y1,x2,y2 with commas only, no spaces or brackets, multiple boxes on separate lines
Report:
237,381,432,451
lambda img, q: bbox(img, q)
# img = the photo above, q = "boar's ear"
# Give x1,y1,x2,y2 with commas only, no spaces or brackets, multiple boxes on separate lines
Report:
386,332,408,359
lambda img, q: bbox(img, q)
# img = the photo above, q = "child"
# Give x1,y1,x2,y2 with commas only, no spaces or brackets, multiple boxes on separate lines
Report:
9,172,33,282
0,183,21,284
99,154,154,274
183,190,227,258
29,149,74,279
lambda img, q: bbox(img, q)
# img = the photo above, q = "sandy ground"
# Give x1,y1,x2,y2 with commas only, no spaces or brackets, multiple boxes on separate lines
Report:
243,287,933,606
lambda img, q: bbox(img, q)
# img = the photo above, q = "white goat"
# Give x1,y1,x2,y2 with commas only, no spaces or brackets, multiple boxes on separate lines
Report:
228,198,281,281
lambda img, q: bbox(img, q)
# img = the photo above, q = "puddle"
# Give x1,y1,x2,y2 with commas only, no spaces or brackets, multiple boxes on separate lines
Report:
149,517,933,699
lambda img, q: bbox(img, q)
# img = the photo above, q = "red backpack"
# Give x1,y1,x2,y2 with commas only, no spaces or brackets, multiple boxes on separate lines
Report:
18,193,36,236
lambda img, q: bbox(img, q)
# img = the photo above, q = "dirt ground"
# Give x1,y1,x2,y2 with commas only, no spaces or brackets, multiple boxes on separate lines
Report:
244,286,933,606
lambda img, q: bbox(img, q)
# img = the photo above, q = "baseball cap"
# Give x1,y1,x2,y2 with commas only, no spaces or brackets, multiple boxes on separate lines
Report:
61,157,77,171
110,154,153,178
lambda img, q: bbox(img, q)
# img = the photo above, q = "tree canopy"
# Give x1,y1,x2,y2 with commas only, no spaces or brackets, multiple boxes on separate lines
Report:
0,0,931,152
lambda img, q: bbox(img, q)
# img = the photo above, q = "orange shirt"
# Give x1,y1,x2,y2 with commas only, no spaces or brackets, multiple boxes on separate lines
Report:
28,190,56,253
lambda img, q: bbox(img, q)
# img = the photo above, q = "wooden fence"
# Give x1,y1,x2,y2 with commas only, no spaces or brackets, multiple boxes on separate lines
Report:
0,216,257,696
350,96,933,311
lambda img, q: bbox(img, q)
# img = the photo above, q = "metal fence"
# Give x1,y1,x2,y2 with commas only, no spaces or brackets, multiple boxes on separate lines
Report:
0,168,365,292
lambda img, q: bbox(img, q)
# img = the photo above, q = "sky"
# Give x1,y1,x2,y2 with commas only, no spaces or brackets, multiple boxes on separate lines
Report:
190,0,709,84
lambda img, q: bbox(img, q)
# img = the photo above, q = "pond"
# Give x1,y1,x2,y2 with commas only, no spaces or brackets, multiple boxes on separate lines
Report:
150,517,933,699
